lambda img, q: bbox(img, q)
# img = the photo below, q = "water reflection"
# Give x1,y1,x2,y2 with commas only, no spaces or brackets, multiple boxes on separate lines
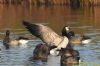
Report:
0,4,100,66
0,4,99,32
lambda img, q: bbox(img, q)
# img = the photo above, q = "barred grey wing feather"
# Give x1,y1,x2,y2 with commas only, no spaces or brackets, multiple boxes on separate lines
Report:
23,21,63,46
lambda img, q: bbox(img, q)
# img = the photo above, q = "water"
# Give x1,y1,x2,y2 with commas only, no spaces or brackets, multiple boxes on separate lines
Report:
0,4,100,66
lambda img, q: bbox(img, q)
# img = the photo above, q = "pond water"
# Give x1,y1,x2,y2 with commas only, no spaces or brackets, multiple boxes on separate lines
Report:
0,4,100,66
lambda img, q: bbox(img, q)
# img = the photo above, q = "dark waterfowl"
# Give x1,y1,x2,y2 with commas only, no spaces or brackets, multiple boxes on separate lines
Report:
23,21,69,56
23,21,81,65
60,44,80,66
32,44,61,61
32,42,80,63
81,35,91,44
69,35,92,45
62,26,91,45
3,30,29,49
33,43,49,62
3,30,10,49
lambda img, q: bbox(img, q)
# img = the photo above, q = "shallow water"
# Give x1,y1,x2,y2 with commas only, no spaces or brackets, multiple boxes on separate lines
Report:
0,4,100,66
0,39,100,66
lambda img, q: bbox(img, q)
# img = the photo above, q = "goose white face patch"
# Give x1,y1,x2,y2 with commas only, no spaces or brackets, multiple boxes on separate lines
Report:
65,27,69,31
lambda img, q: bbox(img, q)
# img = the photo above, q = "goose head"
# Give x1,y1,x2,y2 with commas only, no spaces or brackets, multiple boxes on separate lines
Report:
62,26,75,39
65,26,69,31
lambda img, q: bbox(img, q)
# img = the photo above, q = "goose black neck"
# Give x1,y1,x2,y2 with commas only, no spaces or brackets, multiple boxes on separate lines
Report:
5,30,10,37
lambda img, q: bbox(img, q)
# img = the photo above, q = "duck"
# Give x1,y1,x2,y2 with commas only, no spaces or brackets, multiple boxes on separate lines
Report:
60,43,80,66
33,43,49,62
3,30,29,49
23,21,69,56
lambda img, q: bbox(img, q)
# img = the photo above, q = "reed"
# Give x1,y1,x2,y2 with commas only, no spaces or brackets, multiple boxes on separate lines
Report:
0,0,100,6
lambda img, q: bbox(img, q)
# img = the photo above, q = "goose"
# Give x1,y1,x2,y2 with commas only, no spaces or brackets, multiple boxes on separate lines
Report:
23,21,69,56
33,43,49,62
62,26,92,45
60,44,80,66
3,30,29,49
81,35,92,44
23,21,81,65
60,49,80,66
22,21,91,55
69,35,92,45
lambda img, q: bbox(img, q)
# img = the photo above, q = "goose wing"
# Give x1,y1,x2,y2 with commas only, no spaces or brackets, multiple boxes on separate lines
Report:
23,21,65,46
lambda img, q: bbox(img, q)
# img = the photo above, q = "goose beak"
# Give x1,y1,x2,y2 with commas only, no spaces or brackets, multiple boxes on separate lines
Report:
50,48,60,56
82,39,92,44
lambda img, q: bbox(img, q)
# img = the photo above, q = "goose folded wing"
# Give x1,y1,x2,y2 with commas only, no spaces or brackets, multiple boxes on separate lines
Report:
23,21,64,46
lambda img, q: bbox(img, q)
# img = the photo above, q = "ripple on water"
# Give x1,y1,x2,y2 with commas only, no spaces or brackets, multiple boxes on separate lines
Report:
0,39,100,66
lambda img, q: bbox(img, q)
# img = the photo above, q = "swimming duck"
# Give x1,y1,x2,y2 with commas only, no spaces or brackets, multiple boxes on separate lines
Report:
3,30,29,49
23,21,69,56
